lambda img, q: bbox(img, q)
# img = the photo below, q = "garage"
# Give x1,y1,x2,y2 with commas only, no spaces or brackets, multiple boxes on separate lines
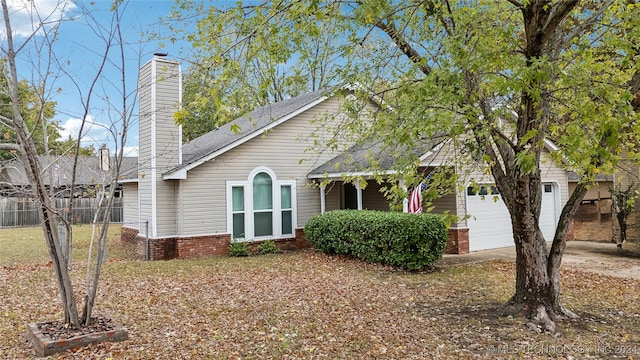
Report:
466,183,559,251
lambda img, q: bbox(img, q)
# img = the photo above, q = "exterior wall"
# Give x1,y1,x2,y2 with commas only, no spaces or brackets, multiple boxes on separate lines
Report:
176,234,231,259
122,182,139,230
362,181,391,211
446,228,469,254
137,56,181,238
431,194,457,217
137,63,152,236
120,229,310,260
444,145,569,228
177,97,369,237
324,183,341,212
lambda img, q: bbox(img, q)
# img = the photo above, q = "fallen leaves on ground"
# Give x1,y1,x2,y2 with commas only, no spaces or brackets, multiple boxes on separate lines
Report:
1,251,639,359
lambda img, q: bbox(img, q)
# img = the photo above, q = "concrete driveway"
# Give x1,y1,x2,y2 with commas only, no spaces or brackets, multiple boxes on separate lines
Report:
439,241,640,280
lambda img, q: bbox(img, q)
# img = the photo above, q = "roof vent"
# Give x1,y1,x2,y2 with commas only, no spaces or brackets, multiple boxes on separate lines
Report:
154,52,168,57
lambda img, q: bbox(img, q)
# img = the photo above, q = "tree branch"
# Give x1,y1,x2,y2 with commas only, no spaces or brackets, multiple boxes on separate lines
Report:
0,143,21,152
0,114,15,127
506,0,523,8
375,19,431,76
540,1,580,47
560,0,615,49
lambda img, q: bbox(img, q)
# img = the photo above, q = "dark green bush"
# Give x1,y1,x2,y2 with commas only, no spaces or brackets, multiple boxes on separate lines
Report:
229,241,249,257
258,240,278,255
304,210,447,270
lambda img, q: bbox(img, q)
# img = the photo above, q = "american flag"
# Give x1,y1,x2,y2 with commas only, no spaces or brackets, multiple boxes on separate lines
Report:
408,182,428,214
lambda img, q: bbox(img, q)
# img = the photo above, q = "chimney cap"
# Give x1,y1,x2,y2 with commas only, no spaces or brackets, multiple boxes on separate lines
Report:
154,52,168,57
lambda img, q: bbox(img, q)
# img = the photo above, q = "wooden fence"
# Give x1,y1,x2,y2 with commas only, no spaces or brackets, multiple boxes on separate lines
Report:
0,197,123,228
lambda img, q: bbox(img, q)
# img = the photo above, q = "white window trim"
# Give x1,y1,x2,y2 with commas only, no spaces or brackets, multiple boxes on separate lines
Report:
226,167,297,242
226,181,247,241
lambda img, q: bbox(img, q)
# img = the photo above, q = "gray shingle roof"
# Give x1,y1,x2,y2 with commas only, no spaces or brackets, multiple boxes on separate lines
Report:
170,87,334,175
309,135,447,176
0,155,138,186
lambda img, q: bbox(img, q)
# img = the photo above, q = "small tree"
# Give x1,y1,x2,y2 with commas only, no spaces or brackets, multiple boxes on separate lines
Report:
612,182,639,249
0,0,138,328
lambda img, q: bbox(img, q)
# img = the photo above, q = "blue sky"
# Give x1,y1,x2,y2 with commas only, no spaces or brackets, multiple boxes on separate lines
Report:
6,0,190,157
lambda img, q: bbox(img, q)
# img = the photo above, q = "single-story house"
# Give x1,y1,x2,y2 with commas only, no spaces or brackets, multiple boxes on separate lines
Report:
0,153,137,198
120,55,569,260
0,153,137,226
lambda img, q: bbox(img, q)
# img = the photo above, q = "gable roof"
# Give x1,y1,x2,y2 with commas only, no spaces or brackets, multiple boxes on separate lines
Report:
308,135,448,178
163,87,335,180
0,155,138,188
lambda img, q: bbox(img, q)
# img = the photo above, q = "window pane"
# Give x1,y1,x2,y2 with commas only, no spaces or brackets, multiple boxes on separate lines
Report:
232,187,244,211
281,185,291,209
232,213,245,239
253,173,272,210
254,212,273,236
282,210,292,235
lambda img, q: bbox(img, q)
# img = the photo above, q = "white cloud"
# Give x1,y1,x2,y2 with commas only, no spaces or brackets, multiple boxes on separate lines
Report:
59,115,109,145
4,0,76,38
122,146,139,157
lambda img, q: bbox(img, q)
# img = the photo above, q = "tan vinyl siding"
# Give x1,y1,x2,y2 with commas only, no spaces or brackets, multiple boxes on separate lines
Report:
178,97,363,236
137,58,181,237
324,183,341,212
430,193,457,216
539,150,569,205
137,61,153,236
421,140,457,166
362,181,391,211
153,60,181,173
152,60,181,237
122,182,139,230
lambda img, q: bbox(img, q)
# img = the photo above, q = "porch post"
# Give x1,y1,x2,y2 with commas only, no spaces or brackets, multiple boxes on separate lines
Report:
356,182,363,210
320,185,326,214
400,179,408,213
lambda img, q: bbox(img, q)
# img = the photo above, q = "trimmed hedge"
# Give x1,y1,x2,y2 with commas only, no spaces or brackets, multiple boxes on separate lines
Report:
304,210,448,270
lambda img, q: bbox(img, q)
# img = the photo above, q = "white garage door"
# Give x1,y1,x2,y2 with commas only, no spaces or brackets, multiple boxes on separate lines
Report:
466,183,558,251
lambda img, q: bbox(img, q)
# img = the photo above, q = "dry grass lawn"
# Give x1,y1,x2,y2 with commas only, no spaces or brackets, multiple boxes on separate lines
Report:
1,225,639,359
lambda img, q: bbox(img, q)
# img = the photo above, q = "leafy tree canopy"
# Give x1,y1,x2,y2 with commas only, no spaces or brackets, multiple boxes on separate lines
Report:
171,0,640,331
165,0,350,141
0,76,93,160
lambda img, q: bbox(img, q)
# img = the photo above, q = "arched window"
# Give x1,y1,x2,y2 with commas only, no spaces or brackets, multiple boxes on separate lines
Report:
253,172,273,237
227,167,296,241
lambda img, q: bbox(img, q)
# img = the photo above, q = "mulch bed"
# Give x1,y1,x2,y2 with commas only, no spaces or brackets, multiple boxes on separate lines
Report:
37,315,117,341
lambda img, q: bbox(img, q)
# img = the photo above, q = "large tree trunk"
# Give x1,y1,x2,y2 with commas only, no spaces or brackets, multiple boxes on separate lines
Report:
500,173,589,332
499,174,557,332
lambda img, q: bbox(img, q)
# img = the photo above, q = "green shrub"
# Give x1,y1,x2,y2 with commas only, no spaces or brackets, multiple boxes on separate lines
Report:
304,210,447,270
258,240,278,255
229,241,249,257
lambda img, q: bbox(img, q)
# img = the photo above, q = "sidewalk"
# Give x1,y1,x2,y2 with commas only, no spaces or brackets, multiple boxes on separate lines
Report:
438,240,640,280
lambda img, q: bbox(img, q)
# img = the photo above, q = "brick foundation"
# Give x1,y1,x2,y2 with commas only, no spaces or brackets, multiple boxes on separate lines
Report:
446,228,470,254
120,228,312,260
176,234,231,259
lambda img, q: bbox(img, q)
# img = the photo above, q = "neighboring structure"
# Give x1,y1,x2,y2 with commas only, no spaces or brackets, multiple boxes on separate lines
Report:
611,152,640,244
0,154,136,227
121,55,570,260
0,154,137,198
568,173,614,242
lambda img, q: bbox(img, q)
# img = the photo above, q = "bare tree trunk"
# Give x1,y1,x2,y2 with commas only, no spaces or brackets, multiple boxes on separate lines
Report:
1,0,81,328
